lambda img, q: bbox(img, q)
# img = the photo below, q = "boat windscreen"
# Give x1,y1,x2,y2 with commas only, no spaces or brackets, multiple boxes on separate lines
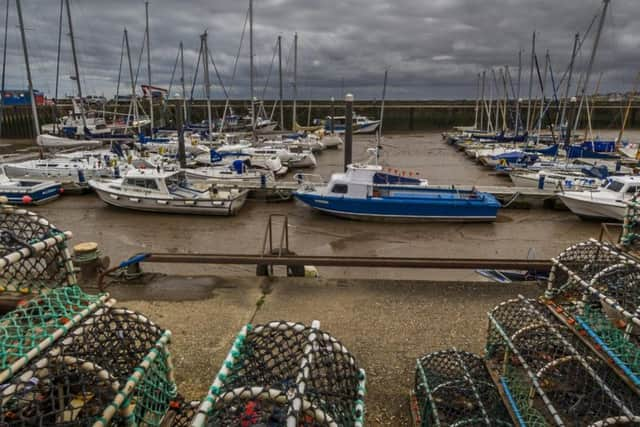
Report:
373,172,421,185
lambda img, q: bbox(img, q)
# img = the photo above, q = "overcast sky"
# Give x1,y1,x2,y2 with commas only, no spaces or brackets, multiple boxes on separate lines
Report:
1,0,638,99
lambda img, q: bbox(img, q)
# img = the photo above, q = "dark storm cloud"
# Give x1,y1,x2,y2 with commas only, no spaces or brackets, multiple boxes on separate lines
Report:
1,0,638,99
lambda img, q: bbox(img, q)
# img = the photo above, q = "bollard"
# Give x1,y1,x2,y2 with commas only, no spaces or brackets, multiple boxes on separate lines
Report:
344,93,353,171
73,242,109,292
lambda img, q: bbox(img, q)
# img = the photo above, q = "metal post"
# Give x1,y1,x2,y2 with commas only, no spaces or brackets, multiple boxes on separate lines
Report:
201,32,213,143
344,93,353,171
65,0,87,132
145,1,154,134
278,35,284,131
292,32,298,130
249,0,255,135
15,0,40,138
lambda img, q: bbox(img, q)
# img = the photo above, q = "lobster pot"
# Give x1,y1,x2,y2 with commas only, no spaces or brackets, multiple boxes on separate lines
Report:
0,205,76,296
414,349,512,426
0,287,177,427
622,196,640,248
485,296,640,426
190,321,366,427
546,239,640,385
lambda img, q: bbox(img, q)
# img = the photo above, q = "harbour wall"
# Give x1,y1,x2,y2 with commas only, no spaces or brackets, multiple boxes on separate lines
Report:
1,99,639,138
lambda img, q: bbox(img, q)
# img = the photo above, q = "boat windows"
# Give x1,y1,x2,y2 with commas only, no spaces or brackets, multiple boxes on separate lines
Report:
125,178,159,190
331,184,348,194
626,185,639,194
606,180,624,192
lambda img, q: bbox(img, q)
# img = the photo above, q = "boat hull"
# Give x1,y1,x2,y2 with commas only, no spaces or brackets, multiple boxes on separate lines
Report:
93,188,247,216
1,182,62,205
294,192,499,222
558,194,626,221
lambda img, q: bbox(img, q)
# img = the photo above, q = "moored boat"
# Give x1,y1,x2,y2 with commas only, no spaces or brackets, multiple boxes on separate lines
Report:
558,175,640,221
294,164,501,222
89,169,248,216
0,174,62,205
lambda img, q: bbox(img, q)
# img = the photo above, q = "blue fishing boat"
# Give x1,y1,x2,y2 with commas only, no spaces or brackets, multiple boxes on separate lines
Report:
294,164,501,222
0,174,62,205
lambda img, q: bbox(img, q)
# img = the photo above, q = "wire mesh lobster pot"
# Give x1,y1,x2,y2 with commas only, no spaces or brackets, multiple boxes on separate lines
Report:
621,195,640,248
0,285,177,426
413,349,513,426
0,205,76,297
545,239,640,389
485,296,640,426
189,321,366,427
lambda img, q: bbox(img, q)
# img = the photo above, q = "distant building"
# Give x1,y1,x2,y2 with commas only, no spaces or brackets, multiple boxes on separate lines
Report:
1,89,46,106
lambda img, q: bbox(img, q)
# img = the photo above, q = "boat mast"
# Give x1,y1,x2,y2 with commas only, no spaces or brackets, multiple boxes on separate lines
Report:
376,69,388,165
180,41,187,123
292,32,297,130
145,1,153,133
574,0,610,131
65,0,87,132
0,0,9,138
112,31,125,124
501,67,508,132
515,50,522,135
480,70,485,130
559,33,579,132
473,72,480,129
249,0,255,136
525,31,535,133
278,35,284,130
52,0,64,133
16,0,40,139
491,68,500,131
201,32,213,142
124,28,138,132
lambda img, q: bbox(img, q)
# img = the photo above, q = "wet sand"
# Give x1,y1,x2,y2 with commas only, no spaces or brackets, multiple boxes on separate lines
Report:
25,130,608,280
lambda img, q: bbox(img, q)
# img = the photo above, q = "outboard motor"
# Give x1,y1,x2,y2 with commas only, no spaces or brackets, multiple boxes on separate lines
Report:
113,165,121,178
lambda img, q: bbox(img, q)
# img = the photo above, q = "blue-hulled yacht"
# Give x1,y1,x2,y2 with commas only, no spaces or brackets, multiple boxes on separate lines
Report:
294,164,501,222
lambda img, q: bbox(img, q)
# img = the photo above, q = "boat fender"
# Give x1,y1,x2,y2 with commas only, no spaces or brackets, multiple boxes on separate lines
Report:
538,175,545,190
77,169,86,183
21,195,32,204
260,174,267,189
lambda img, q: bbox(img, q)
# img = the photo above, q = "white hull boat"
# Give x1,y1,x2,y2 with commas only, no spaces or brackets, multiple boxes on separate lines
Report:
558,176,640,221
509,171,603,191
37,134,104,149
89,170,248,216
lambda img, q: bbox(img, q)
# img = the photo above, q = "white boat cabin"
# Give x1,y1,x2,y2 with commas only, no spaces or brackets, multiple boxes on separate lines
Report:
320,164,428,199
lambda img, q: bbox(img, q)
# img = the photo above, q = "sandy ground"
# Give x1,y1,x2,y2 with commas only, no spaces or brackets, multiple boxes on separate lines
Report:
111,275,542,425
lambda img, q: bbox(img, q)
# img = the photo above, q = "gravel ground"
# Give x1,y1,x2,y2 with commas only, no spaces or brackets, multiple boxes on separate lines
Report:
116,275,541,426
